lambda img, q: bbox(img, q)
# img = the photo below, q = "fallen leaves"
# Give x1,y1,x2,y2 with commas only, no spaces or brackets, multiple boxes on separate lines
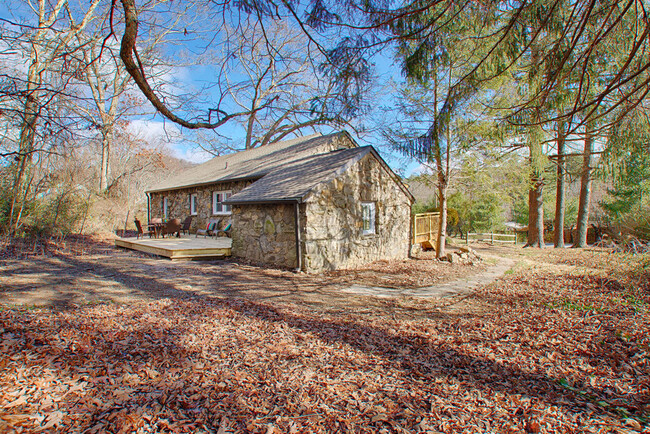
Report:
0,247,649,432
323,255,485,289
4,396,27,409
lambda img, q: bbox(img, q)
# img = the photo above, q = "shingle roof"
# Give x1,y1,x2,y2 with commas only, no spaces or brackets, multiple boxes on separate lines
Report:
146,132,352,193
147,130,414,204
225,147,372,204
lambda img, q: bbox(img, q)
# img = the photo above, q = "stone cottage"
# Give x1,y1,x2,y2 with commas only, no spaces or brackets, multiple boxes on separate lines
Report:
146,131,414,272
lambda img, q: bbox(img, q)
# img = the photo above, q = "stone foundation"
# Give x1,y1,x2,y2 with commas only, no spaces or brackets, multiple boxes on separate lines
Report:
231,203,297,269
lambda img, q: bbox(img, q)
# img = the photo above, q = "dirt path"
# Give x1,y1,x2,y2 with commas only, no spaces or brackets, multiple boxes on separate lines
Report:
0,242,514,315
341,254,515,298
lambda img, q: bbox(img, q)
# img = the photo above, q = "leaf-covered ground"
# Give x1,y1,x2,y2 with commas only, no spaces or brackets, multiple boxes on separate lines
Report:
1,244,649,433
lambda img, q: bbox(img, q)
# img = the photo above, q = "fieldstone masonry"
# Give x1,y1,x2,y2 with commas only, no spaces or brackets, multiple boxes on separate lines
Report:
301,153,411,272
231,204,297,269
146,136,412,272
149,180,252,231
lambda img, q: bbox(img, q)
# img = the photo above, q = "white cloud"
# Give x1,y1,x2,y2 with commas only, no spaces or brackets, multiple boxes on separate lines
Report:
126,119,181,145
409,162,434,176
125,119,213,164
171,146,213,164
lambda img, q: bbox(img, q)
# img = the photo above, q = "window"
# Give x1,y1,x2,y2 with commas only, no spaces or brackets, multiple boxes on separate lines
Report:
361,202,376,235
212,190,232,214
162,197,168,219
190,194,198,215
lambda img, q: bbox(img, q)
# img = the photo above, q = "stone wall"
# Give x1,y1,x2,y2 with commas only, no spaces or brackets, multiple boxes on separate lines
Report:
301,153,412,272
231,203,297,269
147,142,412,273
149,180,253,232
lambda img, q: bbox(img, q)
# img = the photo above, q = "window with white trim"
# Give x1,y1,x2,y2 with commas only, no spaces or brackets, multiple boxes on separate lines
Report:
212,190,232,214
361,202,376,235
162,196,168,219
190,194,198,215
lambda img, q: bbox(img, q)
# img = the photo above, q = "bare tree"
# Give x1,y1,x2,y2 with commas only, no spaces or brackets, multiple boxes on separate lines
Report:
3,0,102,234
74,3,178,193
91,120,174,233
117,0,257,130
214,20,357,150
75,37,132,192
114,0,372,138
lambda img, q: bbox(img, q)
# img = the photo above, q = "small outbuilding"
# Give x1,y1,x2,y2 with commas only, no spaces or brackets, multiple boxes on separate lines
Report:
146,132,414,272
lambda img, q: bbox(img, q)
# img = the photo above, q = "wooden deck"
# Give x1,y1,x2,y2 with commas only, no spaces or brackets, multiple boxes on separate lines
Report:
115,235,232,261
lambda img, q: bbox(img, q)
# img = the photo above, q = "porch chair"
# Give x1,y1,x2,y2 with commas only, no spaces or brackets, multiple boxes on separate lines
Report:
196,219,219,238
134,218,153,239
146,217,164,238
161,218,182,238
180,216,193,235
216,222,232,237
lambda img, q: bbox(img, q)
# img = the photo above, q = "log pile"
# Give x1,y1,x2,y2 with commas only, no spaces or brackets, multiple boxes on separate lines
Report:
594,234,650,254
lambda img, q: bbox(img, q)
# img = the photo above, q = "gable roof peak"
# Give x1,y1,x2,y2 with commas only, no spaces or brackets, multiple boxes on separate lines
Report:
147,131,356,193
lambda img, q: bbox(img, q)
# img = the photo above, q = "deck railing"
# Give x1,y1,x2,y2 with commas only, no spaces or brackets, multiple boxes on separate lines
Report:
412,212,440,245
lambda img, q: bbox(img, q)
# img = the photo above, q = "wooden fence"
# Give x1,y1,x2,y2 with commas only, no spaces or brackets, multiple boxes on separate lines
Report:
465,232,517,245
413,212,517,247
412,212,440,247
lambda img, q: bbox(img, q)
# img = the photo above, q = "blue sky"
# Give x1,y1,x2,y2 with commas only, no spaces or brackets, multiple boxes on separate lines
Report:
139,23,421,175
153,57,420,176
0,0,423,176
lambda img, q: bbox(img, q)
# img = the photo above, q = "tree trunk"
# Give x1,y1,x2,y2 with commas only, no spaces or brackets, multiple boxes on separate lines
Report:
553,122,566,248
123,209,130,235
99,127,112,192
245,110,256,149
436,182,447,259
573,124,594,248
526,168,545,248
8,88,39,234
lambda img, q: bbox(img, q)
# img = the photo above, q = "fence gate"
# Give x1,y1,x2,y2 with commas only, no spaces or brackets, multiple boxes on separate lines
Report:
412,212,440,249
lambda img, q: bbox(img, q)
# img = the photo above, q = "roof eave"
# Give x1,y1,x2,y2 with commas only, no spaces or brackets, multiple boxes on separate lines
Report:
223,197,303,206
146,174,265,194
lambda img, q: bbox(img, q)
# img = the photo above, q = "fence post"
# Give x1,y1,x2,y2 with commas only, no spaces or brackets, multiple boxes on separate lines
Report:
491,233,494,245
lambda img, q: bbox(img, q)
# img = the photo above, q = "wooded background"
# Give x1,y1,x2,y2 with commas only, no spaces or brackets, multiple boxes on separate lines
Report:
1,0,649,251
